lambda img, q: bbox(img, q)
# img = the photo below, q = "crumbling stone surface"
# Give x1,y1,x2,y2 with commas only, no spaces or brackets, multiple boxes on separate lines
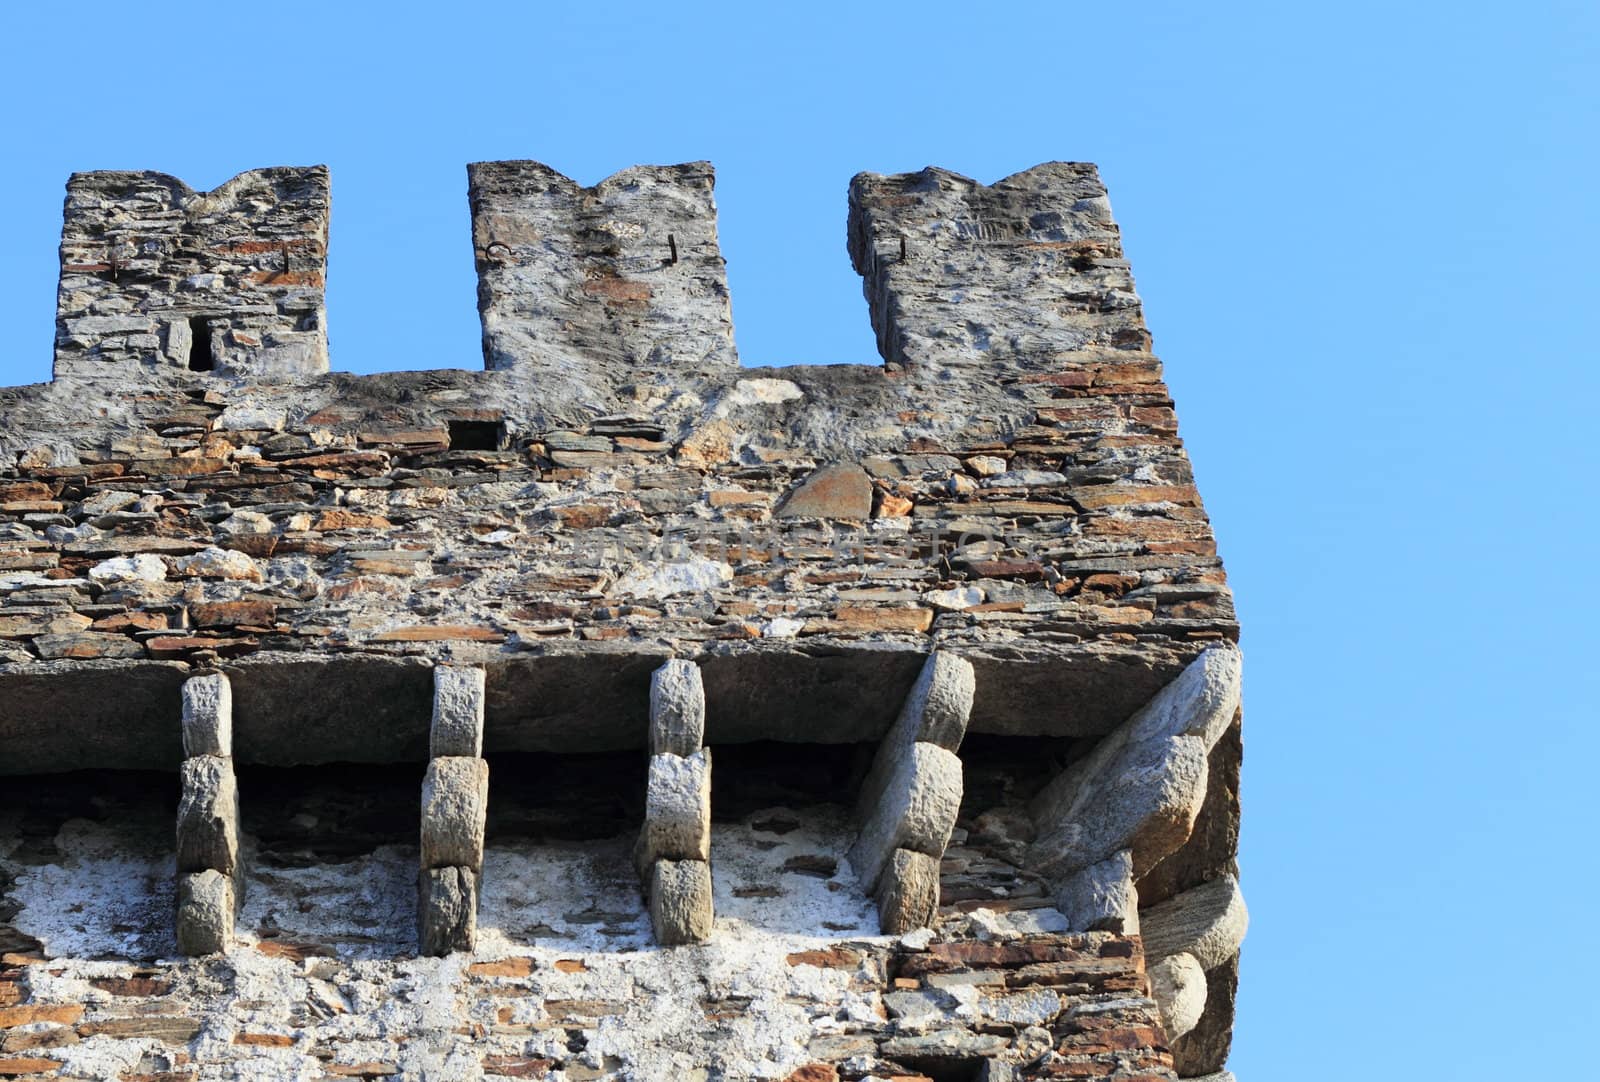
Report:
639,748,712,868
174,869,234,956
468,160,737,415
648,657,705,756
175,755,239,877
180,671,232,757
1055,847,1140,934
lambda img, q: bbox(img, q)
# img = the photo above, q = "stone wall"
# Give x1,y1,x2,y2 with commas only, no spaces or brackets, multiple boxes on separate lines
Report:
54,168,330,381
1,158,1245,1080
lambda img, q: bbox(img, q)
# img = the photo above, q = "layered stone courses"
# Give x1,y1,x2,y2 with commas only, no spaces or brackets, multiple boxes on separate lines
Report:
0,156,1245,1076
0,926,1175,1081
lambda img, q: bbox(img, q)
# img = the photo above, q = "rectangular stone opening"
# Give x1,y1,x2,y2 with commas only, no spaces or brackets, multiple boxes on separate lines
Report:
0,769,177,962
707,740,868,822
942,733,1088,919
186,316,215,371
447,419,506,451
237,762,421,957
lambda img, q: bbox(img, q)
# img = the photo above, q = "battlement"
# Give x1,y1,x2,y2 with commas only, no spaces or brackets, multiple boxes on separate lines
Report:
54,166,330,381
0,159,1244,1081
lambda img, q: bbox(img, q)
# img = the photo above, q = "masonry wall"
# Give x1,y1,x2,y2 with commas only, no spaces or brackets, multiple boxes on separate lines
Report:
2,159,1244,1081
54,168,330,380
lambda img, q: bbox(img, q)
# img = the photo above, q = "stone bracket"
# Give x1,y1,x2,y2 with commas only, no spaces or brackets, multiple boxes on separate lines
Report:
175,672,241,955
419,663,488,956
849,651,974,934
639,659,713,945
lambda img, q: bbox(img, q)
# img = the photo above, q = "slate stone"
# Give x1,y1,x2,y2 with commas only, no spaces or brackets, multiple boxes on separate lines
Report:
776,463,873,520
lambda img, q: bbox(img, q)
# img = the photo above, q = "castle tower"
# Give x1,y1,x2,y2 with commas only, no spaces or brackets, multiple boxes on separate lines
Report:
2,158,1245,1082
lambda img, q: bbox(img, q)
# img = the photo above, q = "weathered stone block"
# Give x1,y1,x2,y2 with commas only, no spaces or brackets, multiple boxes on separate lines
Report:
849,742,962,892
1148,951,1207,1041
176,869,233,956
1056,848,1139,934
876,847,940,934
1172,953,1239,1076
420,757,489,872
856,651,974,823
639,749,711,870
431,665,486,758
649,858,712,945
180,672,232,758
649,658,704,757
176,755,239,876
419,866,479,956
1139,874,1248,968
1030,645,1243,880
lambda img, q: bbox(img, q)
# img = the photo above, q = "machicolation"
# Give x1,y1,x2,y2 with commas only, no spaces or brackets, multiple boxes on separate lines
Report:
0,159,1245,1081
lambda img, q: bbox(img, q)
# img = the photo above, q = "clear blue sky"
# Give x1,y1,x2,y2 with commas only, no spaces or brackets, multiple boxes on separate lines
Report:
3,2,1597,1075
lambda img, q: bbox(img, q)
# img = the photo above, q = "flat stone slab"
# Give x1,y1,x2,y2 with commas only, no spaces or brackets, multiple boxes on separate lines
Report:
776,462,873,519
